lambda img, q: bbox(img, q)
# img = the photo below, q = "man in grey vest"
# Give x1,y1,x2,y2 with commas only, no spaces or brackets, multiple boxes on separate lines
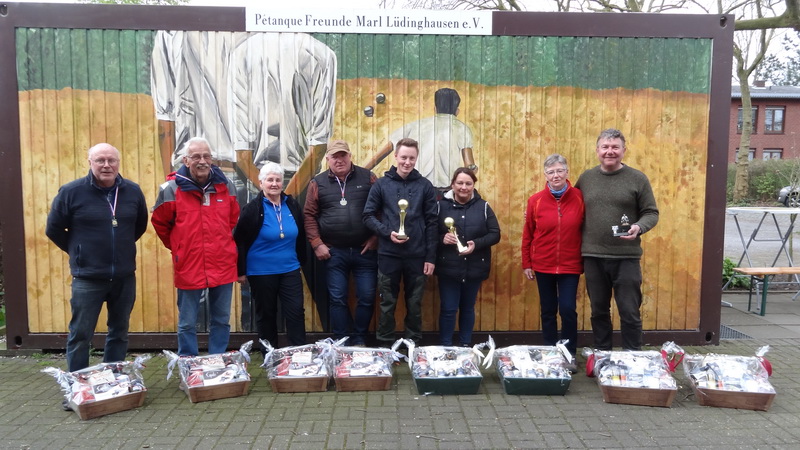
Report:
304,140,378,346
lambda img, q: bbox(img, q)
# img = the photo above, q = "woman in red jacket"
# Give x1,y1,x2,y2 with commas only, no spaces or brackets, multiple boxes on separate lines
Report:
521,154,584,368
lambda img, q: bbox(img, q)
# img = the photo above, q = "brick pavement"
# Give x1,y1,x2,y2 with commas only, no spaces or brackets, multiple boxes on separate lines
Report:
2,294,800,449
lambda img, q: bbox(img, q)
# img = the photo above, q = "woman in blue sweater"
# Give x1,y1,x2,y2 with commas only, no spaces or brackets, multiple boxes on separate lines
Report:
234,162,307,347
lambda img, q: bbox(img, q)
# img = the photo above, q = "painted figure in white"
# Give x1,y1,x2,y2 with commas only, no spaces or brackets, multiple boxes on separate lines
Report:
151,31,337,185
388,88,475,188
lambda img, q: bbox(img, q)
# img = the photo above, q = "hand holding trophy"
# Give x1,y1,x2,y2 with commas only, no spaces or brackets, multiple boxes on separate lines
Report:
444,217,469,253
396,199,409,241
611,213,632,237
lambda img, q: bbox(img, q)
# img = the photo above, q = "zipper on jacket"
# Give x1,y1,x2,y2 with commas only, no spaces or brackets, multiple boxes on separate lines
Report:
556,199,562,273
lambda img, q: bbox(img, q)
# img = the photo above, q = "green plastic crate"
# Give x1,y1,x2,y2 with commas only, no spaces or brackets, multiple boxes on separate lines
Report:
499,374,570,395
413,375,482,395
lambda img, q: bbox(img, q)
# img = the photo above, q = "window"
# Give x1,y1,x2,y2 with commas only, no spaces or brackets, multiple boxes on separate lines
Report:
763,149,783,160
764,106,785,133
735,148,755,161
737,106,758,134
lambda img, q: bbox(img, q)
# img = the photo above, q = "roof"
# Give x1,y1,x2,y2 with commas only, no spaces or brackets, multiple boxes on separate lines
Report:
732,85,800,99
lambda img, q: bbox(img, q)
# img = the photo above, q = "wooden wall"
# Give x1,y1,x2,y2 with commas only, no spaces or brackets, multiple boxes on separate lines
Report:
16,29,711,337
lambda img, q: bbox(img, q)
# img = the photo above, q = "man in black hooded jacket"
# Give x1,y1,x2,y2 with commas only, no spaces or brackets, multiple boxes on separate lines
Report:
363,138,438,345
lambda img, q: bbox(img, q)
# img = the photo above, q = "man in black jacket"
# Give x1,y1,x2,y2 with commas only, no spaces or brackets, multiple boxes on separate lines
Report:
363,138,438,345
304,140,378,345
46,143,148,381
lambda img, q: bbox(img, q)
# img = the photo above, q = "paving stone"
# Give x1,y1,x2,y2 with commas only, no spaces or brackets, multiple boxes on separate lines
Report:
6,296,800,449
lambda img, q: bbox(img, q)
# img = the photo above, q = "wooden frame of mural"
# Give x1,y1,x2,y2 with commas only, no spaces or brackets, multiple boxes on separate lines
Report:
0,2,732,350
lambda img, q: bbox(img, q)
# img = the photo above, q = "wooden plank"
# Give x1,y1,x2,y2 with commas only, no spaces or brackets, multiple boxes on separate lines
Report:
19,88,43,333
136,88,162,333
53,30,80,333
734,267,800,276
477,37,498,332
492,36,515,332
506,36,530,332
685,89,710,330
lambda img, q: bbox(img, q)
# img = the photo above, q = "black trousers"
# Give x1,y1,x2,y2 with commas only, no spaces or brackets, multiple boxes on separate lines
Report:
248,269,306,347
583,257,643,350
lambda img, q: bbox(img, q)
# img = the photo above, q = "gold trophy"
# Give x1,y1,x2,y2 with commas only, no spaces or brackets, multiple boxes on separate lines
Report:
444,217,469,253
397,199,409,241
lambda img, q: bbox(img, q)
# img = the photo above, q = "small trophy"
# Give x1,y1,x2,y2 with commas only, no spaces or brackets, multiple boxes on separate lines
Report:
444,217,468,253
612,214,632,237
396,199,409,241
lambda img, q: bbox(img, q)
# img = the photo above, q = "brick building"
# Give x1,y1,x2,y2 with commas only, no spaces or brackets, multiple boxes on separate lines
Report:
730,84,800,162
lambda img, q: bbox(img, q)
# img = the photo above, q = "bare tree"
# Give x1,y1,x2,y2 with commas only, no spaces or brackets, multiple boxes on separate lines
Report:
559,0,704,12
736,0,800,30
79,0,188,5
732,20,773,202
396,0,524,10
756,33,800,85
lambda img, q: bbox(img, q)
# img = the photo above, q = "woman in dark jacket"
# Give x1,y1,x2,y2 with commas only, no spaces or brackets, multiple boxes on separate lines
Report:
233,162,307,347
436,168,501,346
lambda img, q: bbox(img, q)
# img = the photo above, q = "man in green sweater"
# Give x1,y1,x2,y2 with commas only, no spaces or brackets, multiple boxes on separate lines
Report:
575,128,659,350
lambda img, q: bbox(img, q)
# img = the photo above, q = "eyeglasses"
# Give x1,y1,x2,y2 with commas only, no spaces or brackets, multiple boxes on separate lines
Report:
91,158,119,166
187,153,213,162
544,168,567,176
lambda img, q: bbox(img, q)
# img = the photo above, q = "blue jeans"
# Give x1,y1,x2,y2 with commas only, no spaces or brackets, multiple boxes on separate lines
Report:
437,276,482,346
177,283,233,356
534,272,580,356
327,247,378,345
67,275,136,371
248,269,306,347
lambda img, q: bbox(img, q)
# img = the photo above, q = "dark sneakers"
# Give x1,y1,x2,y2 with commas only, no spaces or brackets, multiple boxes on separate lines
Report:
61,399,73,412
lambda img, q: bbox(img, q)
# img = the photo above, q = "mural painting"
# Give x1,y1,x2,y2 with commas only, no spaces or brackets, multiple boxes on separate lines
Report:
9,11,725,347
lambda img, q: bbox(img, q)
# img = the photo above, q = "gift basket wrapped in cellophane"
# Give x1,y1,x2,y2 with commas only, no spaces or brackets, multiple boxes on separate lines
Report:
402,337,494,395
583,342,684,407
333,338,405,392
683,345,775,411
491,340,573,395
43,355,150,419
261,339,335,392
163,341,252,403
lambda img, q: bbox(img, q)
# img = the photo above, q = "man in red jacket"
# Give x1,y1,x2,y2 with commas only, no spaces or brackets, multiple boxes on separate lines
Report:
151,137,240,356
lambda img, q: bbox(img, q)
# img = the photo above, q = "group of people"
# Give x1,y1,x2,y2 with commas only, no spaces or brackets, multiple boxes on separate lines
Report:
522,128,659,368
45,127,657,410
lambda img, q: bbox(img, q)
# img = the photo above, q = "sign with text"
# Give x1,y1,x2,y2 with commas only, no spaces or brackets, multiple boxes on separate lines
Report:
246,9,493,35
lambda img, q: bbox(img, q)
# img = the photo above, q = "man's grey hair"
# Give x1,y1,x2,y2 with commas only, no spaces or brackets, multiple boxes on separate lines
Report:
543,154,568,171
180,137,213,158
596,128,626,146
259,162,284,181
87,143,120,160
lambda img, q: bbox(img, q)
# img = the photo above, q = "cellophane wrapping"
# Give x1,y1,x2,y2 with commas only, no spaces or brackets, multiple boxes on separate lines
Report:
333,345,401,378
163,341,252,388
410,346,484,379
495,345,572,380
42,355,150,405
683,345,775,393
589,350,677,389
262,340,334,379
